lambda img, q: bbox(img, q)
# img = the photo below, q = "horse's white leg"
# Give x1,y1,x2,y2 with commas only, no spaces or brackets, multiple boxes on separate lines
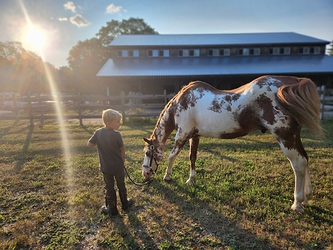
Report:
163,148,178,181
302,164,313,207
186,134,199,185
272,121,312,212
278,143,308,212
164,127,195,182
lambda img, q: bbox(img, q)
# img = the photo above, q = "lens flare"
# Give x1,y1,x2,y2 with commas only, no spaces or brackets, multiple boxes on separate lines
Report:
24,25,46,50
19,0,74,214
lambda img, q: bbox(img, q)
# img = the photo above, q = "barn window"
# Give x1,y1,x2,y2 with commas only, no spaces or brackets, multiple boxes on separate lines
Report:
178,49,199,57
299,47,310,54
222,49,230,56
148,50,169,57
269,47,290,55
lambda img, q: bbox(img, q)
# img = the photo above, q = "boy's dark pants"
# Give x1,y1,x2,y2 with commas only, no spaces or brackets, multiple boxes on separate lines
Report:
103,172,130,213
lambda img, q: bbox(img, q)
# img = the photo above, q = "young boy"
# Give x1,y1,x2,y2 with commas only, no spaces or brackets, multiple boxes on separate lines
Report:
87,109,133,216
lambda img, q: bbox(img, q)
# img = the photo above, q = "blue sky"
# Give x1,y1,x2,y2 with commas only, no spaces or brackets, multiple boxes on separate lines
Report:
0,0,332,68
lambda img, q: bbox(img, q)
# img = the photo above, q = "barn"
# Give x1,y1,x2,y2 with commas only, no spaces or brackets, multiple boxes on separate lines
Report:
97,32,333,95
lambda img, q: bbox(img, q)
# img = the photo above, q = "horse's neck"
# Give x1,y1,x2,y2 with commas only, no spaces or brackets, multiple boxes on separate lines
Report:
151,110,175,153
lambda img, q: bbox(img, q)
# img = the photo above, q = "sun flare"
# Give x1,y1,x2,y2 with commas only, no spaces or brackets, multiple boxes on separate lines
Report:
23,25,47,52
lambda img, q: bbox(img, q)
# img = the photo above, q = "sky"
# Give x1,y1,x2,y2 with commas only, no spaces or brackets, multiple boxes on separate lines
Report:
0,0,332,68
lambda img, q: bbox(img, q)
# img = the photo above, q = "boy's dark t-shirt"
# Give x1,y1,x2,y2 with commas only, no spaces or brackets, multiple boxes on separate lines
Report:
88,127,124,175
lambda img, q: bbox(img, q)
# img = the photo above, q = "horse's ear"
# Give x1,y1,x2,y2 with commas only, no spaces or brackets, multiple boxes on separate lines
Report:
143,138,150,144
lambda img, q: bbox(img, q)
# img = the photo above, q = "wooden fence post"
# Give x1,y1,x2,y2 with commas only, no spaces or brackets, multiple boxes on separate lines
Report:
27,92,34,127
78,93,83,126
13,95,18,116
320,85,325,120
38,94,45,127
120,91,126,124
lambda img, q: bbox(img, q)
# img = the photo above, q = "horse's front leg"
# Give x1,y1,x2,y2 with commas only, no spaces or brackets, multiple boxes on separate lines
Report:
186,134,200,184
164,129,192,181
163,148,179,181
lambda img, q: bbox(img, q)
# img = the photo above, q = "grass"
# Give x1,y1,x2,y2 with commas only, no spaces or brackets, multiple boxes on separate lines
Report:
0,117,332,249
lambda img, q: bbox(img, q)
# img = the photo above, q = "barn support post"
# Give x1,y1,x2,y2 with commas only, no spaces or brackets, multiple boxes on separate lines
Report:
164,89,167,104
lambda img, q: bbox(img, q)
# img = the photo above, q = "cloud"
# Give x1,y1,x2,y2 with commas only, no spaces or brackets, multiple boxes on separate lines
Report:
58,17,68,21
106,4,122,14
64,1,76,13
70,14,90,27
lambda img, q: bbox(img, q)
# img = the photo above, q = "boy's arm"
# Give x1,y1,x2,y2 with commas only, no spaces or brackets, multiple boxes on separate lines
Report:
120,147,125,163
87,141,96,148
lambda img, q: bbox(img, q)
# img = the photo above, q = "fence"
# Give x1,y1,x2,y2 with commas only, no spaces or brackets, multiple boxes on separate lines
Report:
317,86,333,119
1,88,332,126
0,91,174,126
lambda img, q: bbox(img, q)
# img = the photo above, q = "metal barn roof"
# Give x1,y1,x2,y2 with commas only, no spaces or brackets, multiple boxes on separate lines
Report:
109,32,329,47
97,55,333,77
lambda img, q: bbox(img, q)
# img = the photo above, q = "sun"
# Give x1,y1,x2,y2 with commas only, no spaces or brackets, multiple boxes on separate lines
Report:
23,25,47,52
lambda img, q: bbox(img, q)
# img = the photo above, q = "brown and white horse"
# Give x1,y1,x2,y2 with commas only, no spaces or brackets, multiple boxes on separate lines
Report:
142,75,324,212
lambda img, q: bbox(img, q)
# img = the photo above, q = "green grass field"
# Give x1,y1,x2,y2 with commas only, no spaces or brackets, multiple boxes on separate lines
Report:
0,118,332,249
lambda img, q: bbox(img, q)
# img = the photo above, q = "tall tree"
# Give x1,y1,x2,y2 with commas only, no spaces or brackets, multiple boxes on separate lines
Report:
67,18,158,94
96,18,158,46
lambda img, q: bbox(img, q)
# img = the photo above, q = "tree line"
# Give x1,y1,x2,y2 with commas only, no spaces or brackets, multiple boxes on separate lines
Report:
1,19,332,96
0,18,157,96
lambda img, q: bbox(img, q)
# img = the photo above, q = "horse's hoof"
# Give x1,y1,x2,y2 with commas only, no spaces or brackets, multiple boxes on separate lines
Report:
163,175,172,181
291,203,304,212
302,200,312,207
185,179,194,185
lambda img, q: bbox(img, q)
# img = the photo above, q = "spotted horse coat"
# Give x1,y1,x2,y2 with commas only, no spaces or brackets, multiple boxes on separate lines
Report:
142,75,324,212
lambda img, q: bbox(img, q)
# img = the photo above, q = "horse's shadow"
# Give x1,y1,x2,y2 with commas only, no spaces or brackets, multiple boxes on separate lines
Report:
137,176,331,249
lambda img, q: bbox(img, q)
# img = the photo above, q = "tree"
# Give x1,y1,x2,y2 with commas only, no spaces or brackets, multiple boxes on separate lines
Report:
67,18,158,94
96,18,158,46
67,38,109,93
0,42,50,94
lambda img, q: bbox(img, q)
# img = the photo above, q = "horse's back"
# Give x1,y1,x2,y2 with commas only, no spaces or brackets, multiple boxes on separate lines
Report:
169,75,321,138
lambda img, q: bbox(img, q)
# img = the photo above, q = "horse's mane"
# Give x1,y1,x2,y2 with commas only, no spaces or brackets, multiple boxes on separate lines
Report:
276,78,325,138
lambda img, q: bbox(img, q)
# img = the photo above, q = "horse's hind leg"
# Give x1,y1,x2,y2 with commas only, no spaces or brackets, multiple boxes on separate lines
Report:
274,127,311,212
303,164,313,207
186,134,200,184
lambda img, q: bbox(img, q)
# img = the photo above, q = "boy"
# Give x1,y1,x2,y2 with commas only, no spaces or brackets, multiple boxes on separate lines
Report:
87,109,133,216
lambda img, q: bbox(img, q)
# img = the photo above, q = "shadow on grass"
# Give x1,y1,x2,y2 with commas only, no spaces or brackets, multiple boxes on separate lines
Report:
99,213,158,249
7,122,35,173
135,177,329,249
146,180,273,249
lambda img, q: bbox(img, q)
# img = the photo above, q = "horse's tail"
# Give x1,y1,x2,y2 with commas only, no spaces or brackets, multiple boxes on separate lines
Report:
276,78,325,138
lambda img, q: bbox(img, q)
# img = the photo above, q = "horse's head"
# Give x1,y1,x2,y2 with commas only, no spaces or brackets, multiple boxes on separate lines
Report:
142,138,160,180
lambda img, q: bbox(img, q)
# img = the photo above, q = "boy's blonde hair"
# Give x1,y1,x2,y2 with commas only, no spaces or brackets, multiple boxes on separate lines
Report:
102,109,122,125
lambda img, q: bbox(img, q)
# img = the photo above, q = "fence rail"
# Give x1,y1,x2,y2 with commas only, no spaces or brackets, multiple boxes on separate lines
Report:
0,91,174,126
1,87,333,126
317,86,333,120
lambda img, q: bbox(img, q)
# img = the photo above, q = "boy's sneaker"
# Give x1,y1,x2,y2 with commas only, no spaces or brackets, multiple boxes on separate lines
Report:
101,205,109,214
101,206,119,216
122,198,134,212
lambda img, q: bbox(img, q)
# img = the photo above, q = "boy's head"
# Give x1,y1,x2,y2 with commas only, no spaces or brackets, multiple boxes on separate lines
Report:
102,109,122,127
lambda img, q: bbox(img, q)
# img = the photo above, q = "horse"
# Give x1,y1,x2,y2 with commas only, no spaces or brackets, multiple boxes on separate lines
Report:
141,75,324,212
